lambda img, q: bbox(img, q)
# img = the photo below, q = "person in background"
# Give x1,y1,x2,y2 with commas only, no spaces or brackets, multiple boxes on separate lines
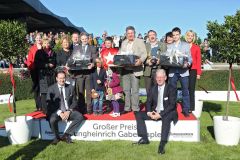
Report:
69,32,80,51
34,38,56,113
56,36,72,67
134,69,177,155
165,32,173,45
90,58,107,115
167,27,192,117
26,33,42,111
185,30,202,112
106,67,123,117
143,30,167,96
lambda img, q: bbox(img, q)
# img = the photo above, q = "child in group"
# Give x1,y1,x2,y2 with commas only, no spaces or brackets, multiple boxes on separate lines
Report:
106,67,123,117
90,58,107,115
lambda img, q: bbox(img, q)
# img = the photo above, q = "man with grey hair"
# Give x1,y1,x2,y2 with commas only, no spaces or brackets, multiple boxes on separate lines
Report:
134,69,178,155
119,26,147,113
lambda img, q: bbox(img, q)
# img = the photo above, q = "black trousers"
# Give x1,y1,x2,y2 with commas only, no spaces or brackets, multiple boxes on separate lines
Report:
75,75,91,113
30,70,41,109
144,69,157,96
134,111,174,142
49,111,84,139
189,69,197,111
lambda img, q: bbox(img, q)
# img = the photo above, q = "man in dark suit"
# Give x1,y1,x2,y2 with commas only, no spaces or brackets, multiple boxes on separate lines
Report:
69,32,80,51
46,70,84,145
68,32,97,114
134,69,178,155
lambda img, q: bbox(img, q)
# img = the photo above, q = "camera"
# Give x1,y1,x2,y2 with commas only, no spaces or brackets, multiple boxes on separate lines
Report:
150,56,158,65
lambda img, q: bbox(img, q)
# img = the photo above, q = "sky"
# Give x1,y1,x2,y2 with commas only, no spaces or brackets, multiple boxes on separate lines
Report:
40,0,240,39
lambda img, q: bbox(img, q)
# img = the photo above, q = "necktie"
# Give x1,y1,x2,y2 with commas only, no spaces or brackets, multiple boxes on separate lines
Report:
82,45,86,54
156,87,162,113
60,87,66,112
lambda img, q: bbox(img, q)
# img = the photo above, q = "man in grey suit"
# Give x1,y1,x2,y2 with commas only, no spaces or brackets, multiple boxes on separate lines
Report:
68,32,97,114
143,30,167,96
46,71,84,145
120,26,147,113
167,27,192,117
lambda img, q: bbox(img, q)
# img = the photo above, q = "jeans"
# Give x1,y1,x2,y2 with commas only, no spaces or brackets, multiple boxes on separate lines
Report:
93,91,104,112
169,73,190,113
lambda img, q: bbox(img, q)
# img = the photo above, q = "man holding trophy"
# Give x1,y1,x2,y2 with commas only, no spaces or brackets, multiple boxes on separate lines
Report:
167,27,192,117
143,30,167,96
118,26,147,113
67,32,97,114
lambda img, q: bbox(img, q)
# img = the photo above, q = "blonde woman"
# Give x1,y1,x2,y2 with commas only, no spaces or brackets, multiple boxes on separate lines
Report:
26,33,42,110
34,38,56,112
185,30,202,112
56,36,72,67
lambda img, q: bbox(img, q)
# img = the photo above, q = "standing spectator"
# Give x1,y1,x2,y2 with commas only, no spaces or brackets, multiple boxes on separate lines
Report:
143,30,167,96
26,33,42,110
201,38,211,61
167,27,192,117
119,26,147,113
56,37,72,67
137,33,143,39
34,38,56,113
69,32,80,51
113,35,120,48
165,32,174,45
185,30,202,112
90,58,107,115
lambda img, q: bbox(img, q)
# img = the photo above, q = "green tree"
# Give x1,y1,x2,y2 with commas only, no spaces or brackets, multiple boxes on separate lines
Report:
0,20,28,62
207,10,240,120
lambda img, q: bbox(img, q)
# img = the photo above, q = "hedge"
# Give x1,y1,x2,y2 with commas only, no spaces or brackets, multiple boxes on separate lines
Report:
0,73,33,101
0,70,239,101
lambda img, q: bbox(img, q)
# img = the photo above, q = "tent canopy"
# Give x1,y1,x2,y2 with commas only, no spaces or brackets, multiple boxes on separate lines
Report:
0,0,86,33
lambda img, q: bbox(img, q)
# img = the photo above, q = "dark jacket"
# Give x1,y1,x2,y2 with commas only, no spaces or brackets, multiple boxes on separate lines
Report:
46,83,78,119
90,68,107,91
34,49,56,93
56,49,72,67
146,83,178,123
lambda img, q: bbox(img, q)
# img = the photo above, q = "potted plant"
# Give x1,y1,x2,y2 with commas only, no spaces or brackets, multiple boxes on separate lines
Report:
4,64,33,144
207,10,240,146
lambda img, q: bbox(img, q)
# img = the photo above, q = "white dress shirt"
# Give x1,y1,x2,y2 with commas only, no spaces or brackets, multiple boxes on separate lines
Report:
57,84,69,115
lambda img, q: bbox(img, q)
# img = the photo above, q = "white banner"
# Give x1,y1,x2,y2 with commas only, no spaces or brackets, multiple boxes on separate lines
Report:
40,119,200,142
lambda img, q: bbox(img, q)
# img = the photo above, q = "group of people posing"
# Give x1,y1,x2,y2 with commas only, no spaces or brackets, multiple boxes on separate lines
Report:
26,26,202,154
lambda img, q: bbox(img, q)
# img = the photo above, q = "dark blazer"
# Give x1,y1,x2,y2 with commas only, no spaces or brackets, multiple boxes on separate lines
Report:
90,68,107,91
56,49,72,66
46,83,78,119
146,83,178,122
34,49,56,93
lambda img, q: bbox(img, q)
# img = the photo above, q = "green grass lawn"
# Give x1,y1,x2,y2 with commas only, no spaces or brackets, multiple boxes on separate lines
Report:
0,99,240,160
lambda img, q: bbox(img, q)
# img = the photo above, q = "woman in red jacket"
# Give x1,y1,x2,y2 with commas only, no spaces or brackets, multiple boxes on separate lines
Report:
26,33,42,110
185,30,202,112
